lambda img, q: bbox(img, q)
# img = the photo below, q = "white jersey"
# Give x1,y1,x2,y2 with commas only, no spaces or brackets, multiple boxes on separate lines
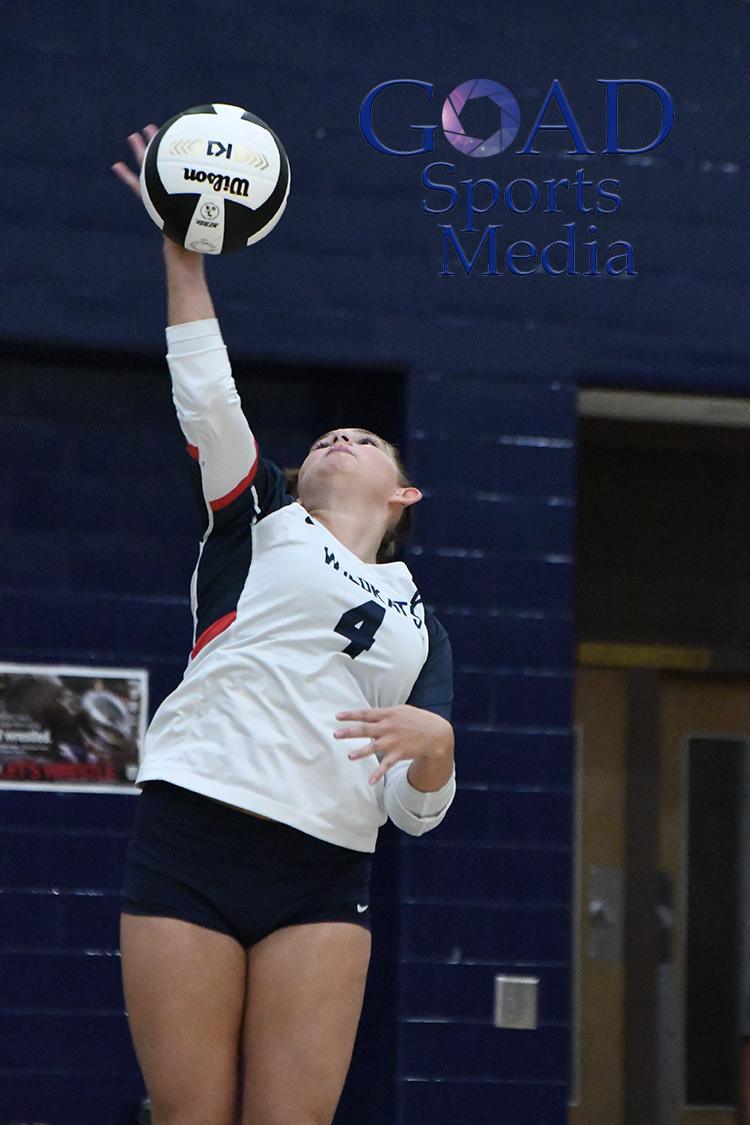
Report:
136,318,456,852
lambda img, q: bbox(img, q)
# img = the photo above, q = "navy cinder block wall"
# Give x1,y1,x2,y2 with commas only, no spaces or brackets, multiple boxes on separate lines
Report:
1,1,747,1122
394,376,575,1122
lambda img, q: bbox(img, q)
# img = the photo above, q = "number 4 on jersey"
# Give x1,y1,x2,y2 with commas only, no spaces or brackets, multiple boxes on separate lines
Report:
334,600,386,658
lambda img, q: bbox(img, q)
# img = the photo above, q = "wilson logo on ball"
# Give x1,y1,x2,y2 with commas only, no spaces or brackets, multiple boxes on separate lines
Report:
183,169,250,197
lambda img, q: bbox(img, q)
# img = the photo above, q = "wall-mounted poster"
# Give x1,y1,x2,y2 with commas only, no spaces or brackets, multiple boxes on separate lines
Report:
0,662,148,792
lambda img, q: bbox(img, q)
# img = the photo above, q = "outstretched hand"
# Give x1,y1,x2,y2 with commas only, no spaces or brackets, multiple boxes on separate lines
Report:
111,124,159,197
110,124,203,268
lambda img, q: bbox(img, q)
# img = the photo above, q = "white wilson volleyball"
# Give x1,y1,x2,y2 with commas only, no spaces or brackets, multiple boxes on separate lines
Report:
140,103,291,254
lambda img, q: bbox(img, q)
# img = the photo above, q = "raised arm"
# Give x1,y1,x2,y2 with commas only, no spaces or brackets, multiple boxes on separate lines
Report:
164,239,215,327
112,128,261,523
158,249,291,528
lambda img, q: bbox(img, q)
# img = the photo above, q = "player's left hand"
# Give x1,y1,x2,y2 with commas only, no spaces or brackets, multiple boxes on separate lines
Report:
334,705,454,785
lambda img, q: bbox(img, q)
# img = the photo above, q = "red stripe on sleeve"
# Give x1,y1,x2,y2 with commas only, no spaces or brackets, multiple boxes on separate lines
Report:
209,447,260,512
186,443,200,461
190,611,237,660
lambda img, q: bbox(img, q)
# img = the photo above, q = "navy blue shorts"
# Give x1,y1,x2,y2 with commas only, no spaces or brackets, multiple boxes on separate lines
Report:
120,781,372,948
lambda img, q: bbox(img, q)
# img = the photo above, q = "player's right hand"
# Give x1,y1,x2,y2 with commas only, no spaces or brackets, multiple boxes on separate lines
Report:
111,125,160,198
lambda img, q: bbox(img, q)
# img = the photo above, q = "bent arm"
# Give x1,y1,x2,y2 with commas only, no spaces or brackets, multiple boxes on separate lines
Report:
382,608,457,836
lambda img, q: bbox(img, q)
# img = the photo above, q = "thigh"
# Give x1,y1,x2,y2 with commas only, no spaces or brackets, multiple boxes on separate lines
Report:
120,913,247,1125
240,921,372,1125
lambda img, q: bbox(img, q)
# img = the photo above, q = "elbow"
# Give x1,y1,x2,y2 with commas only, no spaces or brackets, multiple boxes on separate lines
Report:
391,808,450,837
384,786,456,838
401,816,438,838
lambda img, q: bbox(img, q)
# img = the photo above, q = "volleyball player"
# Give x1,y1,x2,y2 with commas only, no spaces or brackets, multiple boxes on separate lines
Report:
111,127,457,1125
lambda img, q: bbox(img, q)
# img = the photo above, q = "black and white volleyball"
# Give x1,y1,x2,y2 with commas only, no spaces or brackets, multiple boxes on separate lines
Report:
140,103,291,254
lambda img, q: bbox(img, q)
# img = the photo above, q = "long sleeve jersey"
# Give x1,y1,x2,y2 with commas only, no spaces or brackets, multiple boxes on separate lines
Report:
136,318,456,852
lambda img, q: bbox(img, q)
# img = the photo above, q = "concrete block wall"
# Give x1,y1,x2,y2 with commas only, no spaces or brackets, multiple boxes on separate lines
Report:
0,357,196,1124
396,375,575,1122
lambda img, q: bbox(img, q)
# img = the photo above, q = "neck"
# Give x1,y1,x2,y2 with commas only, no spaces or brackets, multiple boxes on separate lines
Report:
303,503,388,565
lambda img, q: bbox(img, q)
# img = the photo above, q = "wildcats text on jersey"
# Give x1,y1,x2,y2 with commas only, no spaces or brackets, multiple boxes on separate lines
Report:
322,545,424,626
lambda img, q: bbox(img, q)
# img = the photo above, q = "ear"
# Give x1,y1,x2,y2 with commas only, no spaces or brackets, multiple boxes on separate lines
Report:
390,485,422,511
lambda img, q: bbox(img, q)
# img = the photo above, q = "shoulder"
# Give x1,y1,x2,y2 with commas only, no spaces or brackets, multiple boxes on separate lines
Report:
423,607,453,681
250,455,296,521
424,604,449,644
406,604,453,720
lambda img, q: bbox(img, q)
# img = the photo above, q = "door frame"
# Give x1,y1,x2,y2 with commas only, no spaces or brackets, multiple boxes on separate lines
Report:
573,643,750,1125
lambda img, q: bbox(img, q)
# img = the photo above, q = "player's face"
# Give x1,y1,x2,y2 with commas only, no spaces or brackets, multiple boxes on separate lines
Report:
296,428,401,505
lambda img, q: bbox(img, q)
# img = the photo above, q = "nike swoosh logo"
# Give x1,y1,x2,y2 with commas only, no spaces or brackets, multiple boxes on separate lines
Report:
356,903,369,913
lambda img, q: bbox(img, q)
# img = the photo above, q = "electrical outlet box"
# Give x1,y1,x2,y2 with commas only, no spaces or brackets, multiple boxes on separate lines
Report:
493,975,539,1030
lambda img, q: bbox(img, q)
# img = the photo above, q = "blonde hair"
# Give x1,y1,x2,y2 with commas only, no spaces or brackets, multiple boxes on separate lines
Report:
283,430,416,563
